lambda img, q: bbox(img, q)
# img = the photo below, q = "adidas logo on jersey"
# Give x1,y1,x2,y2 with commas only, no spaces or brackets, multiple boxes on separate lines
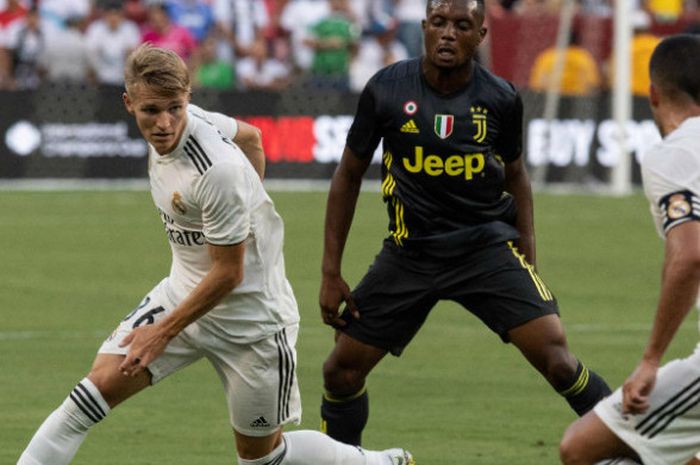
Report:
250,416,271,428
400,120,420,134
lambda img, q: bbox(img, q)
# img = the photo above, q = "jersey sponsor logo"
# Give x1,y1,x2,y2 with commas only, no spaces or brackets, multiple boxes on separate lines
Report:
471,106,488,143
164,226,206,247
171,191,187,215
403,101,418,115
402,146,485,180
434,114,454,139
400,119,420,134
157,209,206,246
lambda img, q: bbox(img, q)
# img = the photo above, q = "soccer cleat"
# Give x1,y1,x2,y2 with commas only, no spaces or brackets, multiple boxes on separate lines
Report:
383,448,415,465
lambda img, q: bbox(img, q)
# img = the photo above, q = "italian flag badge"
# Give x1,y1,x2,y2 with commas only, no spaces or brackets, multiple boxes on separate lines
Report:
434,114,454,139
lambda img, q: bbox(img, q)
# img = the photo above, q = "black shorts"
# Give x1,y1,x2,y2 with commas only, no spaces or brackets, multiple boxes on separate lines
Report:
340,240,559,356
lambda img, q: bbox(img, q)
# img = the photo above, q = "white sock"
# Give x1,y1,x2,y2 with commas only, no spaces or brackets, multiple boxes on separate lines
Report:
17,378,110,465
237,430,399,465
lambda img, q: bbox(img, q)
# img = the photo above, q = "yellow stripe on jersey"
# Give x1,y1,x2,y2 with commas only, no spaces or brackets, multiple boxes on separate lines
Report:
381,151,408,246
381,151,396,197
392,198,408,246
507,241,553,301
559,365,590,397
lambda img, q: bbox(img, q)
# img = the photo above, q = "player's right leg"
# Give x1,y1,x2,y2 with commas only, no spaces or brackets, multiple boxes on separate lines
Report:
321,332,388,445
17,354,151,465
17,279,200,465
234,428,415,465
559,410,639,464
321,242,436,446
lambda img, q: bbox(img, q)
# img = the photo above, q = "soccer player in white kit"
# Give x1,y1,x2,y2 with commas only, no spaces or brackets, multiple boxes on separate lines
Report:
17,44,414,465
559,34,700,465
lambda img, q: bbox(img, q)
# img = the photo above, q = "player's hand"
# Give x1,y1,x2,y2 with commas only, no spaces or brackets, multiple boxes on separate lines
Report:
118,324,171,377
319,274,359,328
622,359,659,415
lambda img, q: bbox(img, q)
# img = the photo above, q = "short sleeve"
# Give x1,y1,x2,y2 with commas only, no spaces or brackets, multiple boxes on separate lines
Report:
188,104,239,140
496,90,523,163
346,80,383,159
642,148,700,237
193,162,251,246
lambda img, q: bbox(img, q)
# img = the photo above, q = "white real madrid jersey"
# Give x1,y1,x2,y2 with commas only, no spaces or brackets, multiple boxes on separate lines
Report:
641,116,700,239
148,104,299,342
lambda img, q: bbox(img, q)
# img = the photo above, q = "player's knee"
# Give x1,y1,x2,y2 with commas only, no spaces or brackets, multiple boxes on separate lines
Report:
559,422,586,465
322,359,365,395
543,350,578,388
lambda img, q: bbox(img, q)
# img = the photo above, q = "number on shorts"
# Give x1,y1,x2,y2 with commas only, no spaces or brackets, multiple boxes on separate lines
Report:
122,296,151,322
132,306,166,328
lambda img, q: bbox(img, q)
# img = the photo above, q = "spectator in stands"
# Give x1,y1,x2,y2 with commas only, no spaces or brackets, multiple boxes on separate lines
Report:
2,5,46,89
191,32,236,89
528,31,602,95
85,0,141,86
261,0,292,62
393,0,424,58
141,2,197,61
279,0,329,73
304,0,359,91
124,0,149,25
237,37,290,90
166,0,215,43
603,10,660,96
0,0,27,29
0,0,28,88
38,15,91,83
628,10,662,96
349,18,408,93
213,0,270,60
39,0,91,29
646,0,683,22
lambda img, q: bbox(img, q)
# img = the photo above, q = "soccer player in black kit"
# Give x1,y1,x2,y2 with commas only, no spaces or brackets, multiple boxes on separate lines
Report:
318,0,612,450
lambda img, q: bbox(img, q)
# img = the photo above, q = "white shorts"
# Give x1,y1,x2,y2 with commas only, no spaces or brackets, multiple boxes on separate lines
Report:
99,279,302,437
594,346,700,465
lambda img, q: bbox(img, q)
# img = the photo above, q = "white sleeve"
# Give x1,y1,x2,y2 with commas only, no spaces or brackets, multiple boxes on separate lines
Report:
642,147,700,237
188,104,239,140
193,162,251,246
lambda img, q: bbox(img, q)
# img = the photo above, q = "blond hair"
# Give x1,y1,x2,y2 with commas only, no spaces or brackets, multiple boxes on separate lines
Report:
124,44,190,97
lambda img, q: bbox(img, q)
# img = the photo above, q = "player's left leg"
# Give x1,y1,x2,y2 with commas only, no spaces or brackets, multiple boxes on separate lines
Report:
508,314,611,415
559,410,639,464
234,428,414,465
17,354,152,465
209,323,415,464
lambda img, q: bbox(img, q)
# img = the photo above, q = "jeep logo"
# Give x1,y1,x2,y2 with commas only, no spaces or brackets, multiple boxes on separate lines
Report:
403,147,486,180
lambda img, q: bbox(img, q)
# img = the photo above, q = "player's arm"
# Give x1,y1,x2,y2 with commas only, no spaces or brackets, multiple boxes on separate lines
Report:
119,242,244,376
504,156,536,267
232,119,266,181
623,220,700,413
319,146,372,327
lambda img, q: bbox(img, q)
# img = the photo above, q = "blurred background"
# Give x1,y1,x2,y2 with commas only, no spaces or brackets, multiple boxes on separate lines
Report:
0,0,697,189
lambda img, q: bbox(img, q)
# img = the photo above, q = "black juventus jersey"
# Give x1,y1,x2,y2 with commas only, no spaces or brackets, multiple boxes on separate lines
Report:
347,58,524,254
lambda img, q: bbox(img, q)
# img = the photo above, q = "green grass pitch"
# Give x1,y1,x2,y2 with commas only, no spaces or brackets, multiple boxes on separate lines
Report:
1,189,696,464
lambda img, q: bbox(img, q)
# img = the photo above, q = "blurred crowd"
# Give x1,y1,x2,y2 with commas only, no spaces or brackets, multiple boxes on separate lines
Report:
0,0,423,93
0,0,698,95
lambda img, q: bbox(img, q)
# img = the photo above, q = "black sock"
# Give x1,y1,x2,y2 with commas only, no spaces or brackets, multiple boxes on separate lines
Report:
559,361,612,416
320,388,368,446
